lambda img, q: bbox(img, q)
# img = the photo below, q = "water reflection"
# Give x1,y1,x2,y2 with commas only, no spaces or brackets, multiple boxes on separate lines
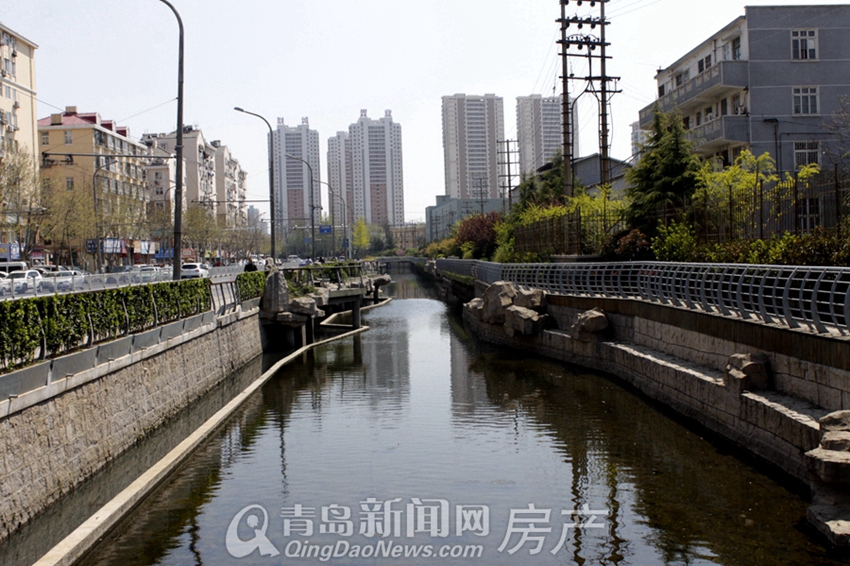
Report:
76,275,850,566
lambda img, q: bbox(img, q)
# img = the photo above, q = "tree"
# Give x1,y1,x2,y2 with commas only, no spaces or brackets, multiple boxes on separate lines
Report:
0,148,45,262
40,176,96,266
626,108,701,235
183,205,220,261
353,218,370,257
456,212,501,259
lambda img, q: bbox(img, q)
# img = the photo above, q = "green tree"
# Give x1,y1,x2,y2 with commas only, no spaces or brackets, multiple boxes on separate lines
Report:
0,148,45,261
626,108,701,235
353,218,370,257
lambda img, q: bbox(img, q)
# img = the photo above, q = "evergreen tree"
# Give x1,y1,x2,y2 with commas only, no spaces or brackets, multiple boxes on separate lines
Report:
626,108,701,235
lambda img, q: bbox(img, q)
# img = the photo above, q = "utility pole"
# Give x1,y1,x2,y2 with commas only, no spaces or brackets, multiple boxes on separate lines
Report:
498,139,518,212
557,0,621,188
558,0,573,199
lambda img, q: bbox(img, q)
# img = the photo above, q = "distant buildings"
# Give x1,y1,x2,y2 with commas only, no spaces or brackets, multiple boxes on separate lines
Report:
637,4,850,173
211,140,247,228
0,24,37,161
516,94,577,176
272,117,321,235
327,131,350,227
442,93,505,200
425,195,504,243
331,109,405,228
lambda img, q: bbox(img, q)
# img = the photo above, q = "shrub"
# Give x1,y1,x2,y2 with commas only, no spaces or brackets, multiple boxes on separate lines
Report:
613,229,654,261
652,221,700,262
236,271,266,300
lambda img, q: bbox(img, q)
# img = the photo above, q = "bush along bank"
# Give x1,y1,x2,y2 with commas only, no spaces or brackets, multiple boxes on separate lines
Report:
0,278,212,374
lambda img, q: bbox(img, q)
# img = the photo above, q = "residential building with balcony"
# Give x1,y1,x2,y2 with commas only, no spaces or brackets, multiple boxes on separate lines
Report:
272,117,321,236
212,140,247,228
516,94,577,176
637,5,850,174
141,126,218,217
327,131,352,228
442,93,505,200
0,23,37,162
39,107,149,226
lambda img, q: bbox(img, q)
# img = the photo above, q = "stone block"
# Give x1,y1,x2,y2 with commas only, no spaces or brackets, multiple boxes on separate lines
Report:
464,298,484,321
514,288,546,312
504,305,546,338
807,505,850,547
50,349,97,383
0,362,50,399
261,271,289,314
481,281,517,325
822,431,850,452
96,336,133,366
132,328,162,353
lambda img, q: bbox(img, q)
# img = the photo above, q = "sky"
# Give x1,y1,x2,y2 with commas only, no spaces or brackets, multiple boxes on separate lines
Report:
4,0,847,224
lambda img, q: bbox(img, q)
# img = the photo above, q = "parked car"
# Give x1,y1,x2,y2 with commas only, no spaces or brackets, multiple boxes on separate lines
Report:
41,271,75,292
139,266,162,282
7,270,43,293
181,263,209,279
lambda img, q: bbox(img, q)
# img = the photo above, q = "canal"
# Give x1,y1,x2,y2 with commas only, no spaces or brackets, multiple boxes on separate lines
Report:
36,275,850,564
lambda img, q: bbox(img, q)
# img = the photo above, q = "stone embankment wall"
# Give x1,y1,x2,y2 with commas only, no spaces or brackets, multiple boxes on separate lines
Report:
462,281,850,545
0,309,261,542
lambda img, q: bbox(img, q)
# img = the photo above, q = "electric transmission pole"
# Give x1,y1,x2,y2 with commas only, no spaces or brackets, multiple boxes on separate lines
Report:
559,0,573,199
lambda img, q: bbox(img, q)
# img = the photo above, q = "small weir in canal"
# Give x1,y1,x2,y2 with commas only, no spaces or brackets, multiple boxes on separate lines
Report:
8,274,850,565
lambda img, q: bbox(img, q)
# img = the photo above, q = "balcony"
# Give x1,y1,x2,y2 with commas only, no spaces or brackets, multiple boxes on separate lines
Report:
685,115,749,153
639,60,749,127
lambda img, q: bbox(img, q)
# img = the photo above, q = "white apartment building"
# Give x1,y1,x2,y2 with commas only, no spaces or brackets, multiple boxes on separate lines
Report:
516,94,577,176
212,140,247,228
0,23,37,161
344,109,404,227
442,93,505,200
272,117,321,235
327,131,351,227
142,127,218,217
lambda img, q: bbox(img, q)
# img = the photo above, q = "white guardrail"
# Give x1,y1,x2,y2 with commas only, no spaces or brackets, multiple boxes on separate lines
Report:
441,259,850,336
0,265,243,301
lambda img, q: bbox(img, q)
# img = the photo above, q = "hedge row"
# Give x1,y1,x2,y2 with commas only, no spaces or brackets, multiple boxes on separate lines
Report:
236,271,267,300
0,278,212,373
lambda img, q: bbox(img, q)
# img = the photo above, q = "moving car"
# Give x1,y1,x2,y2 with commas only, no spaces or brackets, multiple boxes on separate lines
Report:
181,263,210,279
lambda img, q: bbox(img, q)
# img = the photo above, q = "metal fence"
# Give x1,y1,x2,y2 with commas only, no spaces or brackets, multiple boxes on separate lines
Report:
463,260,850,336
513,210,627,257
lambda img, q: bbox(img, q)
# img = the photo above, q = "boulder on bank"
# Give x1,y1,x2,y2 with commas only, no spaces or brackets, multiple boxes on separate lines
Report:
569,308,608,340
464,298,484,321
504,305,547,337
373,274,392,288
515,288,546,312
261,271,290,314
481,281,518,325
723,353,772,394
287,296,324,318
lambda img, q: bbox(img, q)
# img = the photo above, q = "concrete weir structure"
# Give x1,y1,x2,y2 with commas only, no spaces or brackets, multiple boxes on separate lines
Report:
444,263,850,548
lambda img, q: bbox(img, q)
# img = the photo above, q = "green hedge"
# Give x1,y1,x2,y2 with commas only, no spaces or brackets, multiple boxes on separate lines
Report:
236,271,266,300
0,278,212,373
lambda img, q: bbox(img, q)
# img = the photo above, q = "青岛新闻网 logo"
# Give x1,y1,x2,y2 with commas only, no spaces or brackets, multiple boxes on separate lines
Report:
226,504,280,558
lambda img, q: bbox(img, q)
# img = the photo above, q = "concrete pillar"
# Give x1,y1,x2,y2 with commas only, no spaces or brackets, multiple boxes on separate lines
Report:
305,317,315,345
353,296,362,329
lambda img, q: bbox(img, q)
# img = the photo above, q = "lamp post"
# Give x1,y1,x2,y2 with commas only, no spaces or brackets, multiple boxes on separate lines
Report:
317,180,348,259
155,0,185,281
234,107,277,261
284,153,317,260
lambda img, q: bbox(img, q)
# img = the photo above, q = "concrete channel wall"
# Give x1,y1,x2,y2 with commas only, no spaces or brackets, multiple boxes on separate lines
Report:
0,307,262,542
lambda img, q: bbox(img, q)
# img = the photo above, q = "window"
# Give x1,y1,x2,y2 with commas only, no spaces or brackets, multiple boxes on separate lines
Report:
721,98,729,116
798,197,820,232
65,177,74,190
732,37,742,60
675,69,690,87
64,131,72,144
723,43,731,61
795,141,820,168
41,132,48,145
695,111,702,127
705,106,714,122
793,87,819,114
698,55,711,73
792,30,817,60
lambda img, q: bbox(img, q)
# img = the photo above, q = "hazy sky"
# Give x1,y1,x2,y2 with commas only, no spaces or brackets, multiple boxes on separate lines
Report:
4,0,846,223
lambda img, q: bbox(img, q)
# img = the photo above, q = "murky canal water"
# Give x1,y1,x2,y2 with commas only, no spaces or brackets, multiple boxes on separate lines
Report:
64,276,850,564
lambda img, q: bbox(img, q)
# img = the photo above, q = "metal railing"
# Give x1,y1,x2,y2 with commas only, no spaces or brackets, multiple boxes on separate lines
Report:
459,260,850,336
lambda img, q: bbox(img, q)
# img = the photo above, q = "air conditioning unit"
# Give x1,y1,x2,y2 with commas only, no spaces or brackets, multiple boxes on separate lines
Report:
0,114,7,125
734,103,747,115
12,101,19,109
0,70,6,77
11,50,17,58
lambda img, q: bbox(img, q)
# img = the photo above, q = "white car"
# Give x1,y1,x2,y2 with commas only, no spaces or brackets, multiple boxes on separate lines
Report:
181,263,209,279
8,269,44,293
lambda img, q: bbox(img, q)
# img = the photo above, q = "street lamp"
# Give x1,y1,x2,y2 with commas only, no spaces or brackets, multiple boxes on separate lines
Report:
316,179,349,259
234,107,277,260
284,153,317,260
156,0,185,281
